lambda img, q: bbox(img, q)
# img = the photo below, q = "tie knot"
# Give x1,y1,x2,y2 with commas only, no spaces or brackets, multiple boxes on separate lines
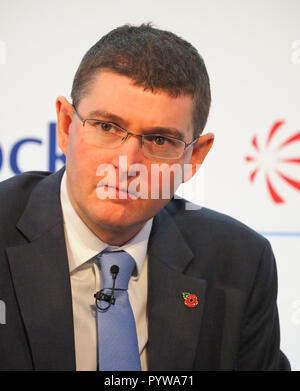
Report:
96,250,135,290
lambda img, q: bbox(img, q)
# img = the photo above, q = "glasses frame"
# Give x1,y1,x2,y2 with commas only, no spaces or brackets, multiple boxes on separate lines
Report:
72,104,199,159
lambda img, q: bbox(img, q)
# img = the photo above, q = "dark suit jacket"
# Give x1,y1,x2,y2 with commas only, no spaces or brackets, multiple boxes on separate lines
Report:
0,168,290,370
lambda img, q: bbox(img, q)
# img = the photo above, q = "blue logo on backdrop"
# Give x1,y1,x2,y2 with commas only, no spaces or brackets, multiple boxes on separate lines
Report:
0,122,65,174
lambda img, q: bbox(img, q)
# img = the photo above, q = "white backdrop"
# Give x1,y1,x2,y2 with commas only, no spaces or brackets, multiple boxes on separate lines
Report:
0,0,299,370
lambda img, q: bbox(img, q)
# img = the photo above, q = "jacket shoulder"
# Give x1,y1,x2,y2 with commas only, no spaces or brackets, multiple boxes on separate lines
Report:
166,197,270,274
167,197,267,245
0,171,52,223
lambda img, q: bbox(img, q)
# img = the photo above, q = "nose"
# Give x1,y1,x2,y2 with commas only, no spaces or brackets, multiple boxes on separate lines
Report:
111,133,144,171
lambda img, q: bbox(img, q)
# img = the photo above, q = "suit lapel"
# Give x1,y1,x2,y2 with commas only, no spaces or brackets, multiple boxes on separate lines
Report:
147,207,206,370
6,168,76,370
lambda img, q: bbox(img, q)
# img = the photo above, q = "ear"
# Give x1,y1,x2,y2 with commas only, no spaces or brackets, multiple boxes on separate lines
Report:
182,132,214,183
56,96,74,155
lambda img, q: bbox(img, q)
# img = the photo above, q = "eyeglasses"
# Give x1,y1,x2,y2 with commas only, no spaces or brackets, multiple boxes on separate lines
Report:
72,105,199,160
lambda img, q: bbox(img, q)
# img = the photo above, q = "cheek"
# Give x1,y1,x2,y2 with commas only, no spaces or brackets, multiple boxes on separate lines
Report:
66,134,107,189
147,162,184,199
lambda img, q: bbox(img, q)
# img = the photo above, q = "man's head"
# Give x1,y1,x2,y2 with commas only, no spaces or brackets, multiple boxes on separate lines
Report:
56,23,214,245
71,23,211,138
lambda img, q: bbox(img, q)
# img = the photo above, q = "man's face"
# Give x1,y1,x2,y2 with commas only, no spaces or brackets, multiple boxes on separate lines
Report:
57,70,212,238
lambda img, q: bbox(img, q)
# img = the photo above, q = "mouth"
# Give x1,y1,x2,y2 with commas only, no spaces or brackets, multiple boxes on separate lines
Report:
96,185,139,200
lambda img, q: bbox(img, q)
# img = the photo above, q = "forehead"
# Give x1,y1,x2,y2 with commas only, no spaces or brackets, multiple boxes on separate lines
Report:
78,70,194,138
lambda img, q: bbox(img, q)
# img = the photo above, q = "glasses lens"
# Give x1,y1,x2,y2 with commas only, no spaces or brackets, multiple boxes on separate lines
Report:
143,135,185,159
81,119,185,159
84,120,126,147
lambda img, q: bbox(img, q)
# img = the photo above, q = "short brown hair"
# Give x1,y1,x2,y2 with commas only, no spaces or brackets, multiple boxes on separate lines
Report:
71,23,211,137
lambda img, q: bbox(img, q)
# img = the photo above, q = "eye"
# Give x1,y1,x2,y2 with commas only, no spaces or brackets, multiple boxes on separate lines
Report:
153,136,168,146
87,120,114,132
99,122,114,132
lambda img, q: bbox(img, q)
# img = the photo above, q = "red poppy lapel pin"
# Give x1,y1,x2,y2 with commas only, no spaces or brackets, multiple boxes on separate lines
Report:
182,292,198,308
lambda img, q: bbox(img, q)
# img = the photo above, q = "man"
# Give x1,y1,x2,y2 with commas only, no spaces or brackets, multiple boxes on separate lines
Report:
0,24,290,371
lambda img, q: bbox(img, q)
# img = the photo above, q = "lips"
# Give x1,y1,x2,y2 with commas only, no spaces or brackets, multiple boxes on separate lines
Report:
96,184,138,200
115,186,138,198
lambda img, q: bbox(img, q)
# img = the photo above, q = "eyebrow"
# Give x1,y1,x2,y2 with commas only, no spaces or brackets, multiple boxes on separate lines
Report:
87,109,186,140
88,110,128,126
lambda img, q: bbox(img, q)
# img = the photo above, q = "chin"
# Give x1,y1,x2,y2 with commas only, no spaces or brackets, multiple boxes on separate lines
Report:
82,195,164,232
87,201,142,229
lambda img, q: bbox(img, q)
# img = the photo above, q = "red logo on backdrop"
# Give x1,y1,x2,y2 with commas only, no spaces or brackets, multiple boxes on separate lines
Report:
245,120,300,204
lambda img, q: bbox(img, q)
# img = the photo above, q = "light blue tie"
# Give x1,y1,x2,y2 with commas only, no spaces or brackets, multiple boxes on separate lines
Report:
95,250,141,371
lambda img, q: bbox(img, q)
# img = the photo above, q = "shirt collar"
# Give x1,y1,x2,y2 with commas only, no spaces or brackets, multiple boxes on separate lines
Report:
60,171,153,278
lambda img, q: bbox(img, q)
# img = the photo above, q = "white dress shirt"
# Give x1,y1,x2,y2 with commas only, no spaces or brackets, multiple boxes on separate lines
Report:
60,172,152,371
